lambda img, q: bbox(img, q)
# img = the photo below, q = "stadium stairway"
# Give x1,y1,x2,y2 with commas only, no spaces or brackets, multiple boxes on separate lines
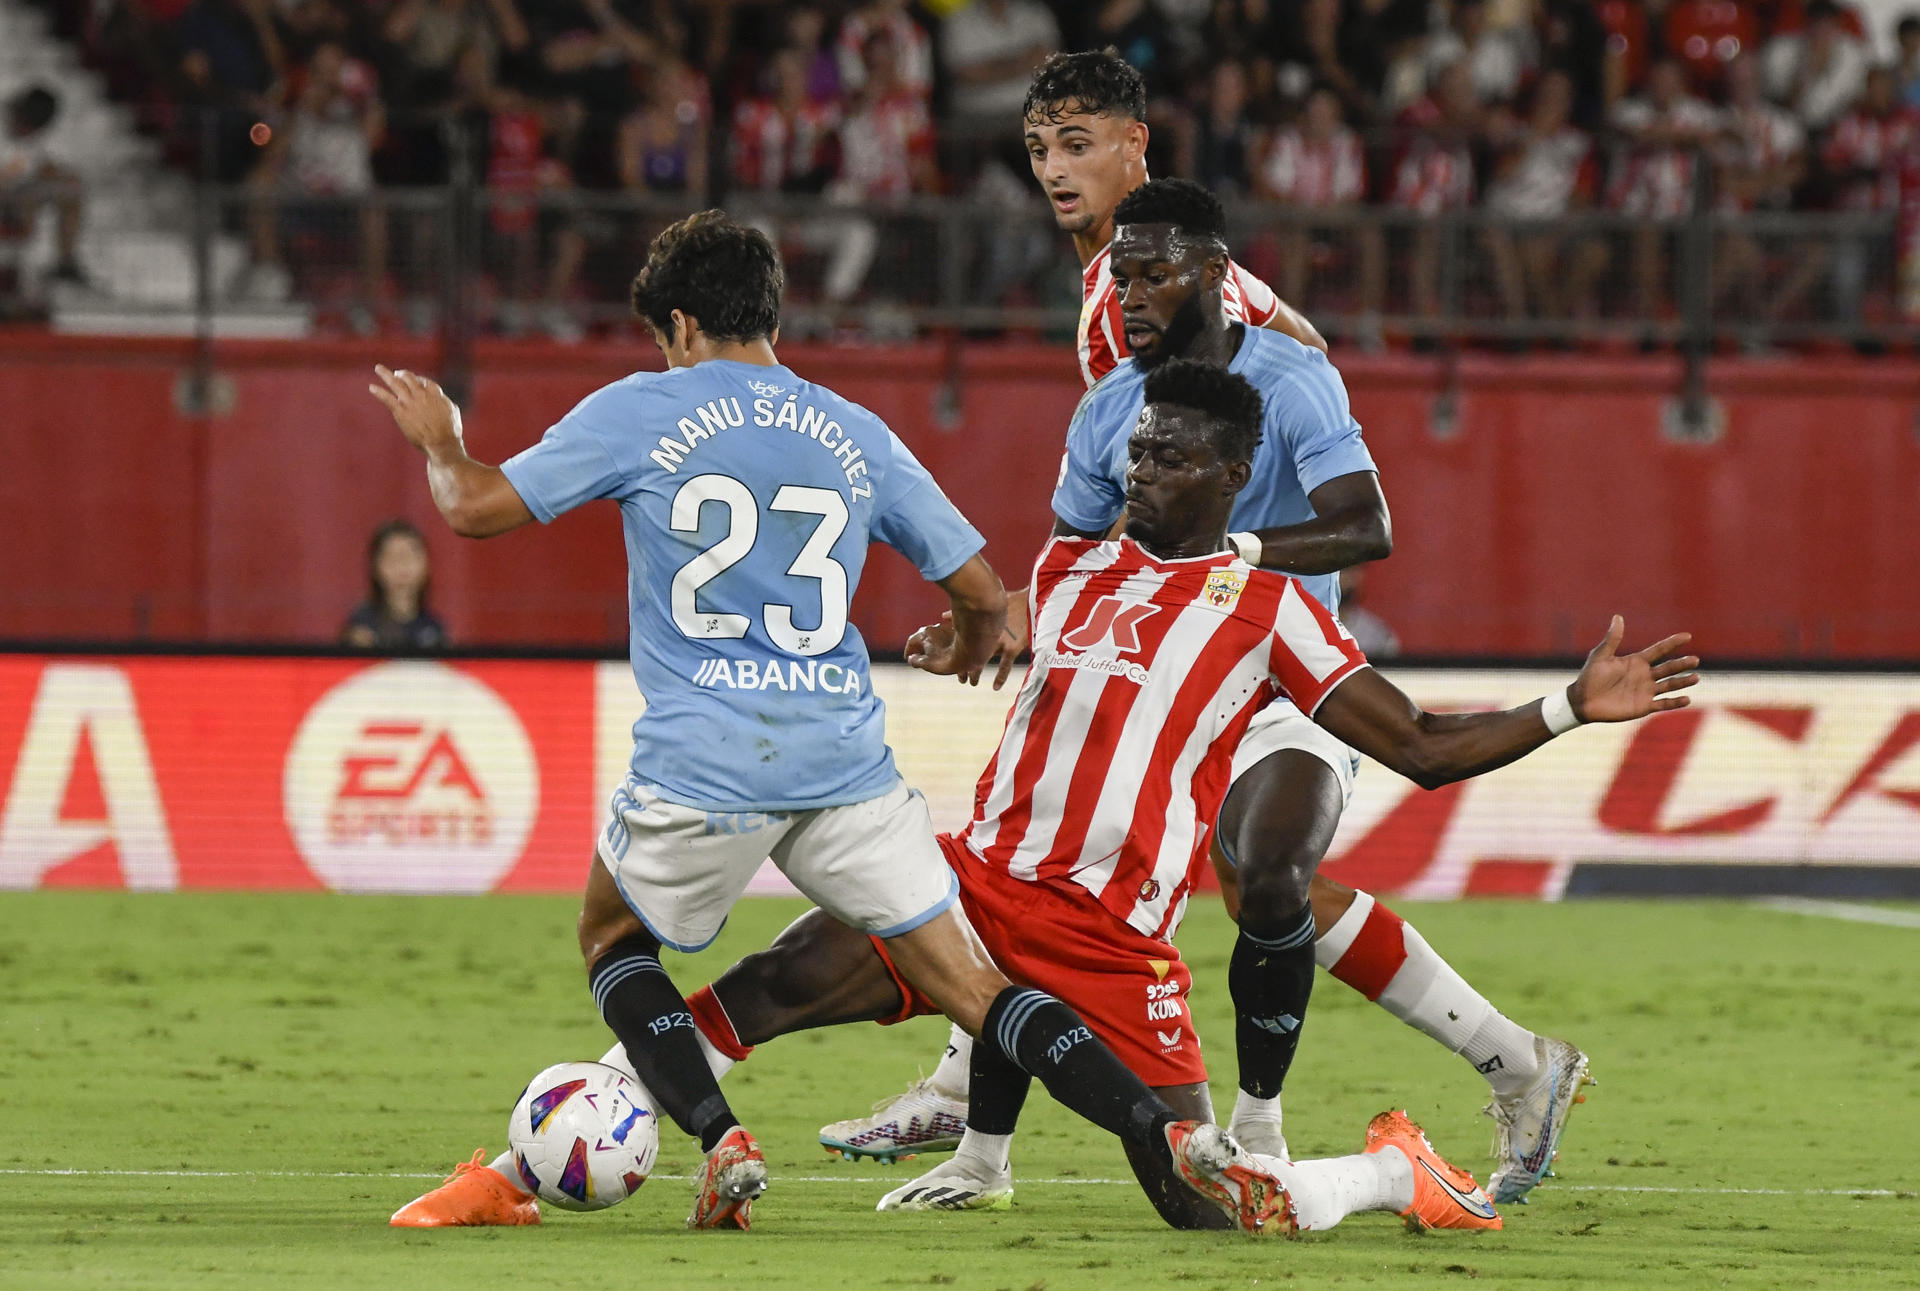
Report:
0,0,303,336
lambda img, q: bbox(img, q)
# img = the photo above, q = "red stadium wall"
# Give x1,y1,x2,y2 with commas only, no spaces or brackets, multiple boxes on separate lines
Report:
3,335,1917,657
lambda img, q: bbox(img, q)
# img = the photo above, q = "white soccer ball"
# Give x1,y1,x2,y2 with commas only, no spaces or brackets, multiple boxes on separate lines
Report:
506,1061,659,1212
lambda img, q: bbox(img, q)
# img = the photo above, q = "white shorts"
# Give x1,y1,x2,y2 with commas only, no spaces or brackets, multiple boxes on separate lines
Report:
597,776,959,953
1227,699,1360,806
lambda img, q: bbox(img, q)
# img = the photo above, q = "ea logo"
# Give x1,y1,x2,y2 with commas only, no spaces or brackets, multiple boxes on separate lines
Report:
284,663,538,892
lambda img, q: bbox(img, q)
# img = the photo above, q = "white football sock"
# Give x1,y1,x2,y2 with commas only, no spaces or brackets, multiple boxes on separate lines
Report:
1227,1089,1286,1156
951,1127,1012,1174
1315,890,1540,1097
1265,1148,1413,1231
929,1024,972,1098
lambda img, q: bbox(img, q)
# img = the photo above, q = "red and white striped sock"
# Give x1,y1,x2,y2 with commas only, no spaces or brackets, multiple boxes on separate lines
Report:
1315,890,1540,1096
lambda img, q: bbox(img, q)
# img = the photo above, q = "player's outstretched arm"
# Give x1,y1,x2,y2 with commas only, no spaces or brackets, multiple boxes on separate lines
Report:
1313,616,1700,791
369,365,533,538
907,554,1007,686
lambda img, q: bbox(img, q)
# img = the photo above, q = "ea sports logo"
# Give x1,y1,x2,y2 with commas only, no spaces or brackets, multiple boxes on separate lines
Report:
284,663,538,892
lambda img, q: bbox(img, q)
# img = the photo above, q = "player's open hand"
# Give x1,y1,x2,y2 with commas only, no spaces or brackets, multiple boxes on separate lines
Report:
909,608,1024,687
1568,615,1700,723
370,365,464,455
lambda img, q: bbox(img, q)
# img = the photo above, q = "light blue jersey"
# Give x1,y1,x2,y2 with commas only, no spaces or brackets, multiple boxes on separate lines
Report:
1050,326,1376,616
502,359,983,812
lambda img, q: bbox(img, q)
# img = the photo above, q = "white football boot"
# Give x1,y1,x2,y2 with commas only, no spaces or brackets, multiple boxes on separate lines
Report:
875,1154,1013,1212
819,1078,967,1162
1485,1036,1594,1204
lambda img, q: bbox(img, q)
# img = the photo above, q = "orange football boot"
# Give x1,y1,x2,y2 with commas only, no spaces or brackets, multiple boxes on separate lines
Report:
687,1126,769,1230
1364,1110,1503,1231
389,1149,542,1227
1164,1120,1297,1236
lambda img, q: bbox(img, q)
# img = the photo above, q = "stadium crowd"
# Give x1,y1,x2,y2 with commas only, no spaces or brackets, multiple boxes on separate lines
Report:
18,0,1920,337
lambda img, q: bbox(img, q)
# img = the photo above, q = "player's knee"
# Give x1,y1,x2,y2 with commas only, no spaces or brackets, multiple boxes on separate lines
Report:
576,906,646,971
1234,857,1316,930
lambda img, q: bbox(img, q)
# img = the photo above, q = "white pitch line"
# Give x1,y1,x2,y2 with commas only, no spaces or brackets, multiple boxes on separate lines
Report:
1756,898,1920,930
0,1168,1906,1197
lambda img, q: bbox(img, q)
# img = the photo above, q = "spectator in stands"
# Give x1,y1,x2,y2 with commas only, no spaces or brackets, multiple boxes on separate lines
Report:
1392,58,1481,322
1,86,87,298
1535,0,1613,130
342,519,447,652
1190,59,1260,195
833,31,938,204
1609,57,1723,321
243,41,387,332
1203,0,1282,57
836,0,934,105
1764,0,1869,130
1712,53,1808,342
1483,67,1606,326
828,29,938,312
1259,84,1381,338
1897,13,1920,105
483,74,587,342
730,49,839,195
1422,0,1532,108
383,0,529,90
177,0,286,182
1090,0,1185,103
941,0,1060,122
379,0,529,183
616,55,709,197
730,48,876,309
781,5,842,104
1336,565,1399,658
277,0,357,66
1276,0,1377,123
1816,64,1917,324
1332,0,1431,118
522,0,670,188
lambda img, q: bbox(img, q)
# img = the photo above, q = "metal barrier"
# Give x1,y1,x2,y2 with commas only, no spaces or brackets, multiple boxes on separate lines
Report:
33,103,1909,415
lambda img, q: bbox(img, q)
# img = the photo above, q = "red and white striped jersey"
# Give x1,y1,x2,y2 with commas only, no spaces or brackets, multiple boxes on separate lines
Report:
1079,245,1281,388
956,536,1369,941
1261,127,1366,209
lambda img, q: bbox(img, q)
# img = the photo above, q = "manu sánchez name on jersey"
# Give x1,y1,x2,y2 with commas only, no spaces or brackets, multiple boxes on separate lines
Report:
648,395,874,499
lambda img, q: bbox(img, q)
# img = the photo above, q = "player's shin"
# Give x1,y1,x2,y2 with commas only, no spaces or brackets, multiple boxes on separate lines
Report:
932,1023,974,1098
1316,891,1540,1095
981,986,1178,1156
960,1022,1033,1172
1229,902,1317,1100
587,934,741,1152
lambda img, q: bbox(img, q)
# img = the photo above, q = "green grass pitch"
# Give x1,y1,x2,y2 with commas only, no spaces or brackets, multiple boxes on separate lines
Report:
2,891,1916,1290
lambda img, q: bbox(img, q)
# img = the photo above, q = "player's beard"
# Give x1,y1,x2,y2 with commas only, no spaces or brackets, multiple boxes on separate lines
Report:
1135,292,1207,370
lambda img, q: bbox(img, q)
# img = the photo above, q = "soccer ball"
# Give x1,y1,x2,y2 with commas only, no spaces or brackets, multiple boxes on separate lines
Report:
506,1061,659,1212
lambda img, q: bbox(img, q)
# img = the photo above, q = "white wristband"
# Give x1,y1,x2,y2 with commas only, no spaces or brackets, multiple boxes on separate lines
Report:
1540,685,1582,736
1227,531,1263,568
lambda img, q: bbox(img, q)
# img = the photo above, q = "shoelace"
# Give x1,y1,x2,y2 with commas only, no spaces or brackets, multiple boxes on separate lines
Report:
444,1148,489,1184
1482,1098,1518,1161
868,1076,940,1116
